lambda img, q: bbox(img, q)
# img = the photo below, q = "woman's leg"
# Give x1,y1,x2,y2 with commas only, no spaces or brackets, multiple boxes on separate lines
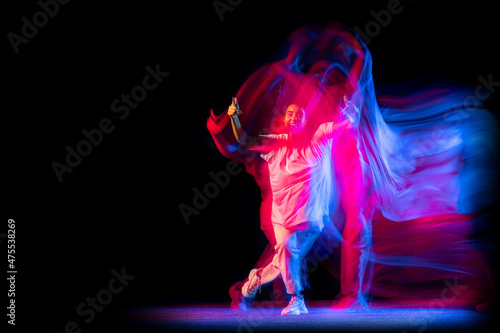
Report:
261,223,322,295
257,226,291,288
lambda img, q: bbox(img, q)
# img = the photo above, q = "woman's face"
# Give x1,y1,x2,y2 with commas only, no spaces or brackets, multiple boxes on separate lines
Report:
284,104,306,134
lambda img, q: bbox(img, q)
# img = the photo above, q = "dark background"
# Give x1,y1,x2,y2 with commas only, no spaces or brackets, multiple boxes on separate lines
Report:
4,0,499,331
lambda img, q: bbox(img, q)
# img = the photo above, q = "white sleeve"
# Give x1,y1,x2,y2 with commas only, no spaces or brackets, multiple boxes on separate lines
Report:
259,134,286,162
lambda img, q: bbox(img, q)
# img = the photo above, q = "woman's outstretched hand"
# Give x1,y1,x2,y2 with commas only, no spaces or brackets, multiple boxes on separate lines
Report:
228,97,243,118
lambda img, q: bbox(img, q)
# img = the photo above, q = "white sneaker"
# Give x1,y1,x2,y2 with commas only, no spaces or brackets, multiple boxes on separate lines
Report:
281,294,308,315
242,269,261,299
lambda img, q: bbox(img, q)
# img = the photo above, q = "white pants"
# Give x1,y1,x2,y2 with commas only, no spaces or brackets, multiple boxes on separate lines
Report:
258,222,322,294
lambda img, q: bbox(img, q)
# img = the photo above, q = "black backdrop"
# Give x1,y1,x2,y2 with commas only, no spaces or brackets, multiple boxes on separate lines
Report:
4,0,499,331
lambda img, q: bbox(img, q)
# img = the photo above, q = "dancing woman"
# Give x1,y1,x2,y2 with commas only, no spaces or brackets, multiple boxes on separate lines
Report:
227,94,372,314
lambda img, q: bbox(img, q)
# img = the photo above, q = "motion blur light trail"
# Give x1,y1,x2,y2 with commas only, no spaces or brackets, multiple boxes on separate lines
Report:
207,23,499,307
